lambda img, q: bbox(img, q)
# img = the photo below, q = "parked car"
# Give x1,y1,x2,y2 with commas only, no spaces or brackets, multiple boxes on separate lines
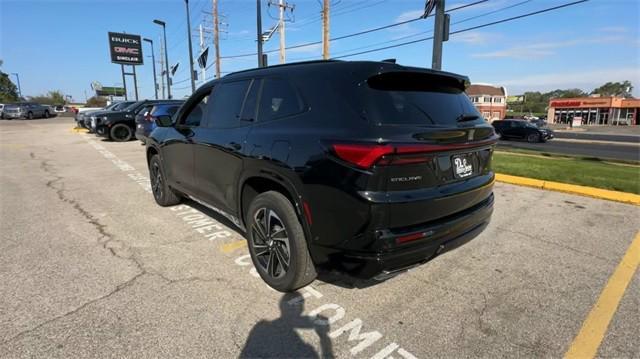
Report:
77,101,134,129
93,99,182,141
492,119,554,142
135,102,184,144
145,60,498,292
1,103,52,120
0,104,4,119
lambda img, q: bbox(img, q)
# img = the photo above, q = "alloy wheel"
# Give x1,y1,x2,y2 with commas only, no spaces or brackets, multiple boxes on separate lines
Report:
251,208,291,279
151,162,164,200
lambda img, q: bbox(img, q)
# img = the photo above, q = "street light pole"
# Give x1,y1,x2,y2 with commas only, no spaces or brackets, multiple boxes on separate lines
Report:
185,0,196,93
11,73,22,99
153,19,172,99
143,38,159,100
256,0,264,67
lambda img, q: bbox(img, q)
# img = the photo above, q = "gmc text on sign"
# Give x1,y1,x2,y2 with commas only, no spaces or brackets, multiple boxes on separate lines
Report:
108,32,143,65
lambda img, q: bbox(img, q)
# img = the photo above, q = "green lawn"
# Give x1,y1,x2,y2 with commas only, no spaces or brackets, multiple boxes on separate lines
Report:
493,151,640,194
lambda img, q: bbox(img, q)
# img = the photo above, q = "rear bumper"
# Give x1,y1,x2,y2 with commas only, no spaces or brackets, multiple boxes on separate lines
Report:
314,192,494,279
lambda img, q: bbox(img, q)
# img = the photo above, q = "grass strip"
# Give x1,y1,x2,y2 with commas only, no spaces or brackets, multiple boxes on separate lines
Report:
493,152,640,194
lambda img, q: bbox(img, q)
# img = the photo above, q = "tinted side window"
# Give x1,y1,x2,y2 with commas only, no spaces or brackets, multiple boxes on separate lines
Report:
257,78,303,122
181,94,211,127
207,80,250,128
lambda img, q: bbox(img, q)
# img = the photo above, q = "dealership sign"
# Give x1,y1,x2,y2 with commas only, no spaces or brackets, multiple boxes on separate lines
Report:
108,32,143,65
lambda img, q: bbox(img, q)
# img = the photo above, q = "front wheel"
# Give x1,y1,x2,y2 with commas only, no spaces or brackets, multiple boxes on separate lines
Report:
110,124,132,142
149,155,181,206
27,112,33,120
247,191,317,292
43,110,50,118
527,133,541,143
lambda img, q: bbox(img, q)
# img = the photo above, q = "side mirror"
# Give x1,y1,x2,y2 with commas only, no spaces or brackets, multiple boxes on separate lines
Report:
155,115,173,127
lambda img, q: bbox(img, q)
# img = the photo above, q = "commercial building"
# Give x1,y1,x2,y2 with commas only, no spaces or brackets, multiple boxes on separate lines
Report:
466,84,507,122
547,96,640,126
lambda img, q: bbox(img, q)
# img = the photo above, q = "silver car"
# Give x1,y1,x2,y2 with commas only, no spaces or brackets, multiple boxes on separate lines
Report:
2,103,52,120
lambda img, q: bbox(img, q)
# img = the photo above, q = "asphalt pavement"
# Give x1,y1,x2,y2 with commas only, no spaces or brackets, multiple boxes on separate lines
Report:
1,118,639,358
497,138,640,162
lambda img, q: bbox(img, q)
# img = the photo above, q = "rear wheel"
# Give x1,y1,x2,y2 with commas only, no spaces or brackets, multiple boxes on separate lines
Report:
247,191,316,292
110,124,132,142
27,112,33,120
43,110,50,118
527,133,541,143
149,155,181,206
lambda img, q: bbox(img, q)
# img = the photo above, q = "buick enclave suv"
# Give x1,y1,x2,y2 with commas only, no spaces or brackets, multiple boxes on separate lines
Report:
146,60,497,292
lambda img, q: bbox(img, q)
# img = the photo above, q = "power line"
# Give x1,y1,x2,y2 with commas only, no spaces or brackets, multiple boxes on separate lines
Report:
220,0,488,59
332,0,588,59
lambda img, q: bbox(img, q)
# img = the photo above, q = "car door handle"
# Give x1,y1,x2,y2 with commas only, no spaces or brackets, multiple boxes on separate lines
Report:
229,142,242,151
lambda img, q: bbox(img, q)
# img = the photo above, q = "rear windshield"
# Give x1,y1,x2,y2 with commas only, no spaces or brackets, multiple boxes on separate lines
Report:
359,72,481,126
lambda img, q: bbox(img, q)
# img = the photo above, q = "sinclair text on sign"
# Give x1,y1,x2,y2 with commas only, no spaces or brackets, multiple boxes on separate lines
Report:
108,32,143,65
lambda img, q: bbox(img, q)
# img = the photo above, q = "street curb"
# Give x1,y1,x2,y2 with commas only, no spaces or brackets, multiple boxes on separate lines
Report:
495,173,640,206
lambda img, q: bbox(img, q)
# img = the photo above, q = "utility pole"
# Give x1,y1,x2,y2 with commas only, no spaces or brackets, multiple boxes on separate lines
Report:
322,0,330,59
269,0,294,64
431,0,448,70
11,73,21,98
143,38,158,99
199,23,207,83
153,19,171,99
256,0,264,67
185,0,196,93
213,0,221,78
159,40,166,99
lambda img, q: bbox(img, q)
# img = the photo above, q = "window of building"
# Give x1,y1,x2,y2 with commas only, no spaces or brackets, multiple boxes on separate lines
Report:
483,96,491,103
493,97,503,103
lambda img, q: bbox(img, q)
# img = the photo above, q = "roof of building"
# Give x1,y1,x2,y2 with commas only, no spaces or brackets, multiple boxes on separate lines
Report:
466,84,506,96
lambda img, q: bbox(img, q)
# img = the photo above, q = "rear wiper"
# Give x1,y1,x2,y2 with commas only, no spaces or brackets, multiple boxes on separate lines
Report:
456,113,481,122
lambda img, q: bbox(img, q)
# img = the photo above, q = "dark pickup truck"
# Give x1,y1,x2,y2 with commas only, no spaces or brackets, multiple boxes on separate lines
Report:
93,99,183,141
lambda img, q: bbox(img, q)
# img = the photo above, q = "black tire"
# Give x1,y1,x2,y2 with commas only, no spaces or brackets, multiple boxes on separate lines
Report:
149,154,181,206
27,112,33,120
247,191,317,292
110,124,132,142
527,133,541,143
43,110,50,118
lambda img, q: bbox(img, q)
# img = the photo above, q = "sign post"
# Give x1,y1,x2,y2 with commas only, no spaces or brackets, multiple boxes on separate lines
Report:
108,32,143,100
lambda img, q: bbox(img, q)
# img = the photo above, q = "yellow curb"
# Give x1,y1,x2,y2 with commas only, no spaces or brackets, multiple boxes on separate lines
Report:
495,173,640,206
71,127,89,133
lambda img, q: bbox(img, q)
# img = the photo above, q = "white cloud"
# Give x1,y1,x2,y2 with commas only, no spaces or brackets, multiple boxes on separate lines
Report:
287,43,322,55
598,26,628,33
496,67,640,95
471,36,625,59
451,31,496,45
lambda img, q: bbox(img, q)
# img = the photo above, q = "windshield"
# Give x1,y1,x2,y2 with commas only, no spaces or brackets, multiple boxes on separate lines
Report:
356,72,481,126
113,102,133,111
123,101,144,112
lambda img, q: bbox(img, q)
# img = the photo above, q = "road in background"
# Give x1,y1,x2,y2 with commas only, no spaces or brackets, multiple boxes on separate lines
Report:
1,118,639,358
498,139,640,162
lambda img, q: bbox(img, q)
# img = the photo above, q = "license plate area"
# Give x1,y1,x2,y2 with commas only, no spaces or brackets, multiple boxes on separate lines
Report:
452,153,475,179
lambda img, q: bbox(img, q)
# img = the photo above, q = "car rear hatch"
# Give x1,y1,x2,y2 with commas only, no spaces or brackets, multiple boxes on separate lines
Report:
330,69,497,234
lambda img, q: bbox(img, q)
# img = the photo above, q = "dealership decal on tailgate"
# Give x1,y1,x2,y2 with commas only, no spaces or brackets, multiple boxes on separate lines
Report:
453,154,474,178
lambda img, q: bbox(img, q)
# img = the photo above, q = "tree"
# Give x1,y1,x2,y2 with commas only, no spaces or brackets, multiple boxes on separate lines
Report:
85,96,107,107
0,69,19,103
591,81,633,97
28,90,67,105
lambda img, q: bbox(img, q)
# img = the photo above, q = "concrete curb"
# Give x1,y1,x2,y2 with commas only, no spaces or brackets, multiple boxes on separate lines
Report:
495,173,640,206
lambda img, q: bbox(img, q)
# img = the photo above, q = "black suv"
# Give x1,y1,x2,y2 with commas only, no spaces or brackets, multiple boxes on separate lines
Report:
492,119,554,142
94,100,183,141
146,60,497,292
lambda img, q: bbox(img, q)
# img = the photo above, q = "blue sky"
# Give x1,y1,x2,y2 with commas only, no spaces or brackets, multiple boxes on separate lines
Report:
1,0,639,102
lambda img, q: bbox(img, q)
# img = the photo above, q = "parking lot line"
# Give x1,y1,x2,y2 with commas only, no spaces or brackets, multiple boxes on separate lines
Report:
220,239,248,253
564,231,640,359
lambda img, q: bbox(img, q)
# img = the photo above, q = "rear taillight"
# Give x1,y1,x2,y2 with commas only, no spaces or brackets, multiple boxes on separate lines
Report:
331,140,495,169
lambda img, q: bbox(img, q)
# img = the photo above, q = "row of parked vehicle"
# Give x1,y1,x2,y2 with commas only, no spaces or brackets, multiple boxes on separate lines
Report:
0,103,57,120
76,99,184,142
